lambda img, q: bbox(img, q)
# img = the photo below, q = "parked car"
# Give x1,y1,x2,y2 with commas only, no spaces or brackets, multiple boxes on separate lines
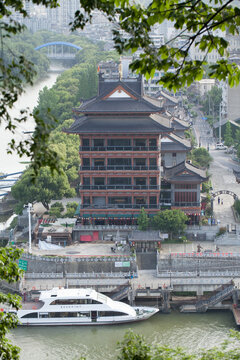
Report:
215,143,227,150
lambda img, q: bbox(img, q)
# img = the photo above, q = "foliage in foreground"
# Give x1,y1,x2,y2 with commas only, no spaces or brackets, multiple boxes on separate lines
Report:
117,330,240,360
0,247,23,360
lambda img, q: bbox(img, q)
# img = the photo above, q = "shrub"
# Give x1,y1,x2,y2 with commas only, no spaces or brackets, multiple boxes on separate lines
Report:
216,227,226,237
51,202,64,212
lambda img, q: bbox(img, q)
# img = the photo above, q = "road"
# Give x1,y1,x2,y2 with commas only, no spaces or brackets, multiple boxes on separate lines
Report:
192,107,240,226
209,149,240,225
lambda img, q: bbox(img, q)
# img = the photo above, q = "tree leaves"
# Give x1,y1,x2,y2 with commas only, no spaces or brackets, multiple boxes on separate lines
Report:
0,247,23,359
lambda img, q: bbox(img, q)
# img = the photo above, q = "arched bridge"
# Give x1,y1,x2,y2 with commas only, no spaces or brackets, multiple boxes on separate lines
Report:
35,41,82,60
212,190,238,200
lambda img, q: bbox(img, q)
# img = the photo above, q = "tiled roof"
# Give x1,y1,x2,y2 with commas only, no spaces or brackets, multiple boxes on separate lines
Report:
163,161,207,183
171,116,189,130
161,133,191,151
150,113,171,128
63,115,173,134
98,73,142,96
73,78,163,114
73,97,163,113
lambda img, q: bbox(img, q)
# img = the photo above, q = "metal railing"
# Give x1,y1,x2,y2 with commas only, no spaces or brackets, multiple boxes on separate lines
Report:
66,272,137,279
79,165,159,171
79,185,160,190
25,273,64,279
79,146,159,152
75,224,138,230
157,270,240,278
172,202,200,207
81,204,160,209
196,284,234,310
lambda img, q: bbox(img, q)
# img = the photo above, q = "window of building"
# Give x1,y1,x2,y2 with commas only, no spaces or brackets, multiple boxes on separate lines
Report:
82,138,90,146
135,139,146,146
150,177,157,185
135,178,146,185
94,159,105,166
108,178,131,185
108,158,131,165
93,139,104,147
135,197,146,204
83,177,90,185
83,197,90,204
108,197,131,204
149,139,157,147
93,178,105,186
82,158,90,166
175,184,197,189
107,139,131,147
172,153,177,157
174,192,197,202
149,158,157,165
134,158,146,166
149,196,157,204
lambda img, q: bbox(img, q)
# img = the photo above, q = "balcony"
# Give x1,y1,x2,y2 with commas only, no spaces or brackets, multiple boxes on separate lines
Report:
172,202,200,207
79,146,159,152
79,165,159,171
81,204,160,209
79,185,160,190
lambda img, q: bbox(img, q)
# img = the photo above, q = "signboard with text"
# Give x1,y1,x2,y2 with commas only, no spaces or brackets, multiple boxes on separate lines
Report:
18,259,28,271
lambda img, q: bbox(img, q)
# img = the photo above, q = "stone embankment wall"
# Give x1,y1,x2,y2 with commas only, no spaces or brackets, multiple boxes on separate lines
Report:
158,256,240,272
20,253,137,275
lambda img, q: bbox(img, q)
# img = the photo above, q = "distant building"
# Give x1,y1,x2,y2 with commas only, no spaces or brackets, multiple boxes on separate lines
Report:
64,73,207,225
195,79,216,97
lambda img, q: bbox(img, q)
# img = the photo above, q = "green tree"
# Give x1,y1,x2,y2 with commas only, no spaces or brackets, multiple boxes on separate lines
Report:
0,247,23,359
224,121,234,147
201,86,222,117
190,147,213,168
137,208,149,231
153,209,188,239
11,167,76,211
3,0,240,176
118,330,240,360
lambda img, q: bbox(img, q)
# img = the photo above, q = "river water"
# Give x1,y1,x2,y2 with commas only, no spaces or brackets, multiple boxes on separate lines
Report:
2,69,238,358
0,70,61,175
10,310,236,360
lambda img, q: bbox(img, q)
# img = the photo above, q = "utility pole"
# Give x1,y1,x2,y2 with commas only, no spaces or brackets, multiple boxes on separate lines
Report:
219,103,222,143
28,203,32,253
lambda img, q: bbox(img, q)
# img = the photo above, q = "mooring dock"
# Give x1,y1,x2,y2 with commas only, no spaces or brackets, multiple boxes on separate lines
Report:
232,306,240,326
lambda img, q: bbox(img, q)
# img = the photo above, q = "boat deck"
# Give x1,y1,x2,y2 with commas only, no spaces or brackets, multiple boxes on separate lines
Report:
21,301,44,310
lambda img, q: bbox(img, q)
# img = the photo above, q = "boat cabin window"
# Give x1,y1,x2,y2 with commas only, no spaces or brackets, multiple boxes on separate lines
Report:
39,313,49,318
99,311,127,317
50,299,102,305
48,312,90,318
21,312,38,318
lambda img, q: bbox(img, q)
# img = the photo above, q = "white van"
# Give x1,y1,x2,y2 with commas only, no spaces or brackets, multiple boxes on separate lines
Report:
215,143,227,150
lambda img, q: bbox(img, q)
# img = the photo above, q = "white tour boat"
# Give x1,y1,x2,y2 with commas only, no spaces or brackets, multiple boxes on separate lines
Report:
11,288,159,326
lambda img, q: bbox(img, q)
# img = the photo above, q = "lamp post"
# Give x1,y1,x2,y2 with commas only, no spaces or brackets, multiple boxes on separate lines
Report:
219,103,222,143
27,203,32,253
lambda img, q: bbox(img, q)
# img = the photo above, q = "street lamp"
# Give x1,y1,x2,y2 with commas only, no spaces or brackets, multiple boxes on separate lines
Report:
27,203,32,253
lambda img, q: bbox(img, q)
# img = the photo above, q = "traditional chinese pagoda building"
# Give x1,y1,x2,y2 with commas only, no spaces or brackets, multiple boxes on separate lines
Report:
65,74,206,225
162,161,207,224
